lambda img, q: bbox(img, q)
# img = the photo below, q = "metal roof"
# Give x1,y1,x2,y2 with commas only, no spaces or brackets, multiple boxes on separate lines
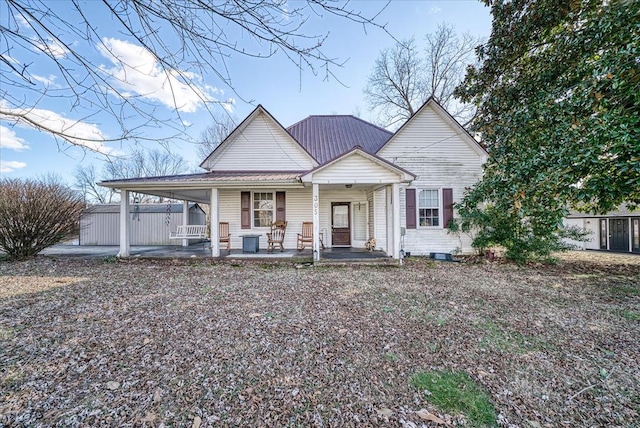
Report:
100,171,305,186
287,115,393,164
84,203,201,214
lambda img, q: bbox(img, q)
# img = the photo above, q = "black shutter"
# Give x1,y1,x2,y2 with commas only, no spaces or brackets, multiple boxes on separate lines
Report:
443,188,454,228
406,189,416,229
241,191,251,229
276,191,286,222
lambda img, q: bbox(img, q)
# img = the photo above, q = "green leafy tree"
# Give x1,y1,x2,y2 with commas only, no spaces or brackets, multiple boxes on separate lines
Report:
0,177,85,260
454,0,640,261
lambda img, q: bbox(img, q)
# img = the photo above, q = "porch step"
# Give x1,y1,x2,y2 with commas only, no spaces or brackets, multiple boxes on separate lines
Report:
314,258,399,267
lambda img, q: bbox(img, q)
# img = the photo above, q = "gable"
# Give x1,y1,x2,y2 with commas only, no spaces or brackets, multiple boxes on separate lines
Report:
202,109,317,171
302,150,413,184
377,100,487,164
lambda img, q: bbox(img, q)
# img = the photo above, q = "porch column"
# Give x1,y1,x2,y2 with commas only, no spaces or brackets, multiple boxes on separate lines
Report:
386,185,393,257
118,190,130,257
182,199,189,247
210,188,220,257
392,183,401,260
312,183,320,261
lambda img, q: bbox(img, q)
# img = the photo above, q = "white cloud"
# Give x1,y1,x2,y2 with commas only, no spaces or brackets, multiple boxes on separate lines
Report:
0,101,111,154
429,6,442,14
98,37,215,113
34,38,69,58
31,74,58,87
0,160,27,173
0,125,29,150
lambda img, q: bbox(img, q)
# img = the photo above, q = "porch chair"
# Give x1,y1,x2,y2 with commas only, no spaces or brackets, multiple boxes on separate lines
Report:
296,221,314,251
266,220,287,252
219,222,231,252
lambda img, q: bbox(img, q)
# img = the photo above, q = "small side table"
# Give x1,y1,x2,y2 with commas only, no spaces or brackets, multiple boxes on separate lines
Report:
240,234,261,253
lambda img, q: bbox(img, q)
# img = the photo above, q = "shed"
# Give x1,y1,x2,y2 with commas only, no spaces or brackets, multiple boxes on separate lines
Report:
80,203,206,245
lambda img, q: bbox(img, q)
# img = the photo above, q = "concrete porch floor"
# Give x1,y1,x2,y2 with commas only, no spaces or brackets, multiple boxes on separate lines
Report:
40,244,391,262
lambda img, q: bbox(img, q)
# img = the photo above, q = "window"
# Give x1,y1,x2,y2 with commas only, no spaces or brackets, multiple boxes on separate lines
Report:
418,189,439,226
633,218,639,252
253,192,273,227
600,219,607,250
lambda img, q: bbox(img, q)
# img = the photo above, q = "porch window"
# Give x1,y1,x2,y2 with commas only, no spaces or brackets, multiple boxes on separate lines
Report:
418,189,439,227
253,192,274,227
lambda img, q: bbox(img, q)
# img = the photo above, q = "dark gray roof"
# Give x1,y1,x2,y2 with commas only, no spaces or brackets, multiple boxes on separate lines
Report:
287,115,392,164
84,203,200,214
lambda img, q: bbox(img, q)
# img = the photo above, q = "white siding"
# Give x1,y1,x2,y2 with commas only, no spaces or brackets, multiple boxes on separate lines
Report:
377,103,485,255
311,152,400,183
208,112,315,171
374,188,387,252
583,219,600,250
219,188,314,251
367,190,375,239
563,218,599,250
218,188,371,250
317,188,367,247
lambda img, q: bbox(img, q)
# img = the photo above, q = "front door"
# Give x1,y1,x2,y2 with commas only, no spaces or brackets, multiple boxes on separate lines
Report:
609,218,629,252
331,202,351,247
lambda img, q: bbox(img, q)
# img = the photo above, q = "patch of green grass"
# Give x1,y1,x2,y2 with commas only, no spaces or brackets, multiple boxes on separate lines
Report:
613,309,640,321
410,370,497,427
384,353,399,362
478,321,547,353
102,255,118,264
608,284,639,297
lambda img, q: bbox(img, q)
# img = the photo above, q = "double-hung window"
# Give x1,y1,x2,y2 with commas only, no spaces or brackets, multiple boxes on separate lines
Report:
418,189,439,227
253,192,274,227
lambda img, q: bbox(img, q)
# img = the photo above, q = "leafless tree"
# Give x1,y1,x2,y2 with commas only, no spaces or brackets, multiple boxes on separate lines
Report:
74,149,189,203
364,23,482,128
196,114,238,161
1,0,391,151
364,38,425,128
0,176,84,260
73,164,113,204
102,148,188,203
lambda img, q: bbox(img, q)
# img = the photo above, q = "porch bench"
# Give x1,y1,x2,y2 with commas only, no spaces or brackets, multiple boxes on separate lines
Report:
169,225,208,240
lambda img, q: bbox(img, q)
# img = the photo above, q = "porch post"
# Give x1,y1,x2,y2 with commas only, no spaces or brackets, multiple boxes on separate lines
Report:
118,190,130,257
182,199,189,247
210,188,220,257
312,183,320,261
392,183,401,260
386,185,393,257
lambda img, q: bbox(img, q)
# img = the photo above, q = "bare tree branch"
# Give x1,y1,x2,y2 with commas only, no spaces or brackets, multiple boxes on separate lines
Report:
364,23,482,129
0,0,392,150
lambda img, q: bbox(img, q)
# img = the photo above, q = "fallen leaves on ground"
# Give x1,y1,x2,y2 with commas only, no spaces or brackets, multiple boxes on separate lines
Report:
0,252,639,426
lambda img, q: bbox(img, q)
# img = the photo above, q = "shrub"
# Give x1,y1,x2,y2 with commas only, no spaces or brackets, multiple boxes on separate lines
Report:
449,203,590,264
0,177,84,260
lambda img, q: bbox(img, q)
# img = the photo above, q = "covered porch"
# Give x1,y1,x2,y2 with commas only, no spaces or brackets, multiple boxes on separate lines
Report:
99,149,415,263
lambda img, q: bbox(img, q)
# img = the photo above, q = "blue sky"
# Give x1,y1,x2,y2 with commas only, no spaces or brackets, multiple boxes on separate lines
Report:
0,1,491,185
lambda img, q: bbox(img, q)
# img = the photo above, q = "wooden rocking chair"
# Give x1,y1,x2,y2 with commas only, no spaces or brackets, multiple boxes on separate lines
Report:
266,220,287,252
297,222,325,250
219,222,231,252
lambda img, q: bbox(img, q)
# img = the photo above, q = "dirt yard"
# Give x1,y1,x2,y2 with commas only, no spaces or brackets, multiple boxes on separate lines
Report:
1,252,638,427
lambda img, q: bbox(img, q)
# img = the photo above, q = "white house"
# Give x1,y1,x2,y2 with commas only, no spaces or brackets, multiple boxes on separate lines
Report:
100,98,488,261
564,206,640,253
